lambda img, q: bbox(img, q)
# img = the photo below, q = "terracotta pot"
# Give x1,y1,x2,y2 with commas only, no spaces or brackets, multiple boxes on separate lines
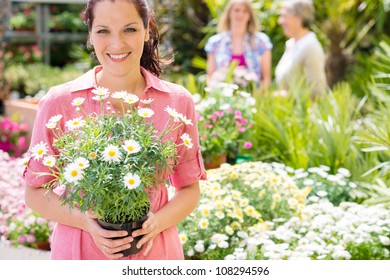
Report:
33,241,51,251
204,153,227,170
97,215,147,256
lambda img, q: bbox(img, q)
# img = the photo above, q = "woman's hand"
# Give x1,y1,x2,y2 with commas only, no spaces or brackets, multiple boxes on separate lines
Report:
132,212,161,256
85,211,134,259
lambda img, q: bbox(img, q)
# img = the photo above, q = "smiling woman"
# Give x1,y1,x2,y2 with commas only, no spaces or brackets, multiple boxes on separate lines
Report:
22,0,206,260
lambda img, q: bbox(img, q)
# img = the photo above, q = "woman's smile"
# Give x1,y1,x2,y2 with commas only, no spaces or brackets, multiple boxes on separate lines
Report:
107,52,131,62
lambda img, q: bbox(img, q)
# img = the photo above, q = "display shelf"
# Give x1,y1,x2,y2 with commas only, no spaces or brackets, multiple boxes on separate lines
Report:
3,0,87,65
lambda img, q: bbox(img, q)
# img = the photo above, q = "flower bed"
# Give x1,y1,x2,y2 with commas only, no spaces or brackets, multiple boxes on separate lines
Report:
178,161,390,260
241,200,390,260
0,150,54,249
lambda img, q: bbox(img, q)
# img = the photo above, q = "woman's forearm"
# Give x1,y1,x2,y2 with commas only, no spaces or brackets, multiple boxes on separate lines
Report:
24,184,88,231
155,182,200,232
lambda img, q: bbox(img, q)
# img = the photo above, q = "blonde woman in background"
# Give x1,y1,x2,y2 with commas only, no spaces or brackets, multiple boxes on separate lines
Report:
275,0,328,99
205,0,273,92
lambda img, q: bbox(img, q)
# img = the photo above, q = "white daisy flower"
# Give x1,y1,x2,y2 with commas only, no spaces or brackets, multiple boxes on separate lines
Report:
65,117,86,131
194,241,205,253
179,233,187,244
111,91,128,99
92,86,110,97
123,172,141,190
42,155,56,167
122,139,142,154
180,133,193,149
165,106,181,122
31,141,48,160
72,97,85,107
140,98,154,105
102,145,122,162
64,163,84,183
46,122,57,129
137,108,154,118
74,157,90,169
199,218,209,229
123,93,139,105
179,114,193,125
48,115,63,123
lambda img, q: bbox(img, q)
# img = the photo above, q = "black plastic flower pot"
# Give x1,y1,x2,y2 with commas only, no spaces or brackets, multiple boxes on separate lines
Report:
97,215,147,257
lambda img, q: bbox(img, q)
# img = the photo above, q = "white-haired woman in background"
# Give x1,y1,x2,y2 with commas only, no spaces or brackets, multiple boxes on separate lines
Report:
275,0,328,99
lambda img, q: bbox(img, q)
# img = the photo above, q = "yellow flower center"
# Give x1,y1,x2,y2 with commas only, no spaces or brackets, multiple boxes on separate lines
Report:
127,146,134,151
37,149,43,155
108,150,116,157
128,179,135,185
71,170,78,177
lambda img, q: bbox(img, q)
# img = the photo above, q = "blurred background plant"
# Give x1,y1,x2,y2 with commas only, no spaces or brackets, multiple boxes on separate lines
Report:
0,150,54,249
0,114,29,157
194,83,256,166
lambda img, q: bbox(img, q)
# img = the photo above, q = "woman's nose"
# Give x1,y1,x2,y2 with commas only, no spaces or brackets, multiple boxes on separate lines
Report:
110,34,126,49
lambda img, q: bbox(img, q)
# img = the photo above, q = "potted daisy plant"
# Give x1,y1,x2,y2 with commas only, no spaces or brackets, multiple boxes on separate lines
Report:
29,87,193,256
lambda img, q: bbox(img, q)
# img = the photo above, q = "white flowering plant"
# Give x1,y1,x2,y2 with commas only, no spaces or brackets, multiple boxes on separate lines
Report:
291,166,356,206
177,161,310,260
244,200,390,260
29,87,193,225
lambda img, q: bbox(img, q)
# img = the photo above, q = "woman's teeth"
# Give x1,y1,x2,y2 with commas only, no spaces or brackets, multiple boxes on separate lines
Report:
109,53,129,59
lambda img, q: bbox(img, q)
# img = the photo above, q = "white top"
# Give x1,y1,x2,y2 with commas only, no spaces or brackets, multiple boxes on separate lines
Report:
275,32,328,97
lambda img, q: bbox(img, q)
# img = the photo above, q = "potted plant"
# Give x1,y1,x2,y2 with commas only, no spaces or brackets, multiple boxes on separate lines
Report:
194,83,255,168
29,87,193,256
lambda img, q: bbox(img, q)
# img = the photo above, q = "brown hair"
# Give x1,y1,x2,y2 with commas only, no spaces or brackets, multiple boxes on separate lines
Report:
81,0,171,76
217,0,259,36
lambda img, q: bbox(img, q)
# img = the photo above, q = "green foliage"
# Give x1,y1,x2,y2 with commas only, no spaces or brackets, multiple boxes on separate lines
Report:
5,63,83,98
251,82,377,183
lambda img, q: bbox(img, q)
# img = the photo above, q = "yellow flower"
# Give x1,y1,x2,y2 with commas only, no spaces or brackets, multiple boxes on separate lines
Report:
88,152,97,159
239,198,249,207
244,205,256,216
231,221,241,230
259,189,266,198
199,218,209,229
272,193,281,202
179,233,187,244
225,226,234,235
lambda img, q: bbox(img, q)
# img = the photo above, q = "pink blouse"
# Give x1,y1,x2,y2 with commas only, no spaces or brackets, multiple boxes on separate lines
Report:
23,66,207,260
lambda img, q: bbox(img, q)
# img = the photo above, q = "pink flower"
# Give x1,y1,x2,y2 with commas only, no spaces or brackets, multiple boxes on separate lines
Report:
243,142,252,149
18,235,27,244
26,234,36,243
215,111,224,117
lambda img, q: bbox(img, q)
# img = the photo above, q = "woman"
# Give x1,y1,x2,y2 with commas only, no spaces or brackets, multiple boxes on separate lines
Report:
23,0,206,260
275,0,328,99
205,0,272,92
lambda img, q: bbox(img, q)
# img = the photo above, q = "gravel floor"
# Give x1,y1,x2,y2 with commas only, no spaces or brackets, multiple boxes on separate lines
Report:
0,240,51,260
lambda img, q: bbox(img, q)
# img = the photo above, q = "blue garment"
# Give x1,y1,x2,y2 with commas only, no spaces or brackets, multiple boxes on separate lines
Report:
205,31,273,80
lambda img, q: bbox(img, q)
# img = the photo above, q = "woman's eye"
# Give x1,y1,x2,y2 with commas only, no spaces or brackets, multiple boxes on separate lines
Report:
125,28,136,32
97,29,109,34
